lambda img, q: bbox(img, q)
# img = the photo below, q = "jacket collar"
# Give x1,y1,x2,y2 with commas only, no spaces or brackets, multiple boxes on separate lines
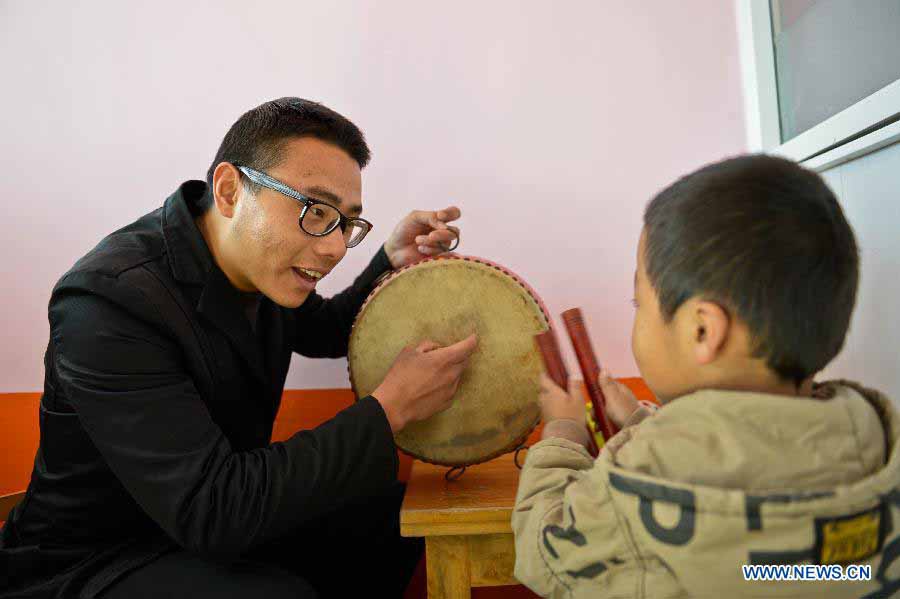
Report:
161,180,215,286
161,180,267,385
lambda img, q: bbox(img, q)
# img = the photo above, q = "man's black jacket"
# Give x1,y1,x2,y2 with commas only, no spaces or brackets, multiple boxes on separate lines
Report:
0,181,398,597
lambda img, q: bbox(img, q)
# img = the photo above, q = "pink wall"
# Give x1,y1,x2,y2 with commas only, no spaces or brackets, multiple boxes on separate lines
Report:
0,1,746,392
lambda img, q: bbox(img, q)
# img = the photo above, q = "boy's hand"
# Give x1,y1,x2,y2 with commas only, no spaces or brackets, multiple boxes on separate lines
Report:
597,369,640,429
538,373,586,423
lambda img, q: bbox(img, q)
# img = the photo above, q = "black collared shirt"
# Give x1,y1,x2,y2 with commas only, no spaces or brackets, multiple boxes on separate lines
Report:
0,181,397,598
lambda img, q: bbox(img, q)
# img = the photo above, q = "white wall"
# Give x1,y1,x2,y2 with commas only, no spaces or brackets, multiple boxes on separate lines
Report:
0,1,746,391
819,141,900,397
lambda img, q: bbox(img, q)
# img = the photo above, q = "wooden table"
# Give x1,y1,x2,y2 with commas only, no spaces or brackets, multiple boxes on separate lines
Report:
400,456,523,599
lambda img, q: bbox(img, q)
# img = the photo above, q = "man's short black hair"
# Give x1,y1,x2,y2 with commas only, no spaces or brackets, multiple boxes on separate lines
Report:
202,97,371,209
643,154,859,385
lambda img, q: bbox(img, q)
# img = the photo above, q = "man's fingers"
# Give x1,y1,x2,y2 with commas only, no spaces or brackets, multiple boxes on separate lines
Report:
416,339,441,353
416,244,446,256
408,210,443,231
449,361,470,383
445,354,471,376
441,226,460,251
442,380,460,403
415,227,459,254
436,206,461,223
437,333,479,364
411,210,448,231
411,206,461,232
415,228,456,246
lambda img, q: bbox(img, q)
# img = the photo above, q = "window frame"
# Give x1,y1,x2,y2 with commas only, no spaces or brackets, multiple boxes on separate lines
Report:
737,0,900,171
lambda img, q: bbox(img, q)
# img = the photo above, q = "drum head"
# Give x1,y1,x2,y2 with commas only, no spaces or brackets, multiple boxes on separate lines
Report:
348,256,549,466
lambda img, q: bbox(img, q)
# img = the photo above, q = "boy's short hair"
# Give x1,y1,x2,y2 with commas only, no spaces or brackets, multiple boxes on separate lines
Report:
202,98,370,209
643,154,859,385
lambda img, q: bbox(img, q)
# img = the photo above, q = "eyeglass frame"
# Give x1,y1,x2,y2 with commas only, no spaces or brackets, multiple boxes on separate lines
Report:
235,164,374,248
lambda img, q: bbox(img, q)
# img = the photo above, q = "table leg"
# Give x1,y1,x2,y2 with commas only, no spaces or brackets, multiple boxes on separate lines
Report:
425,536,471,599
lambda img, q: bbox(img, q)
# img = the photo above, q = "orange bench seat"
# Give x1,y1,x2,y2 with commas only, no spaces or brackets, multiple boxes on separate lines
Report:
1,380,655,599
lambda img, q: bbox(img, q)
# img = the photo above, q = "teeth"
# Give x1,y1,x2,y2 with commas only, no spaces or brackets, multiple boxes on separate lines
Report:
298,268,323,279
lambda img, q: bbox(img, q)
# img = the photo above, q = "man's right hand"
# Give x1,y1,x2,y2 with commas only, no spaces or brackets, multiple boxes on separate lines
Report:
372,333,478,433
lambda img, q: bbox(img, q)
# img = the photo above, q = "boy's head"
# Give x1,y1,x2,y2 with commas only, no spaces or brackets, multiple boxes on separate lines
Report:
632,154,858,402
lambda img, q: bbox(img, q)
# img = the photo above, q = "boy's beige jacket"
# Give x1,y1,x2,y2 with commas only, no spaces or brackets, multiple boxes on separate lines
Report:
512,380,899,598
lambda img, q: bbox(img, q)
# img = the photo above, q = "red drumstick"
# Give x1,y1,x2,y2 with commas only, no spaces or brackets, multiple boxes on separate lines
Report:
534,329,600,456
561,308,617,442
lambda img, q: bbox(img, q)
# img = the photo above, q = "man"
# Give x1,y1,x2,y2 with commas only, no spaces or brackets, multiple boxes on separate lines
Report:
0,98,477,598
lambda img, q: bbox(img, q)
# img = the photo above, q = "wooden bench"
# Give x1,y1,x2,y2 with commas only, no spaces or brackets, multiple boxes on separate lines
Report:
400,378,655,598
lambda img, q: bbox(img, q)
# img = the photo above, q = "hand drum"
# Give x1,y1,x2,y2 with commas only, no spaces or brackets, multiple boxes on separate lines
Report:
348,256,550,466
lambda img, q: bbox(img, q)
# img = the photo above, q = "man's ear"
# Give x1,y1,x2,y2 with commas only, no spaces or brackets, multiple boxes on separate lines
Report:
692,299,730,365
211,162,241,219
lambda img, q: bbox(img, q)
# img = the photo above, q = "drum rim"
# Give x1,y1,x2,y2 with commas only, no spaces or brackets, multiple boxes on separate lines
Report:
347,254,552,467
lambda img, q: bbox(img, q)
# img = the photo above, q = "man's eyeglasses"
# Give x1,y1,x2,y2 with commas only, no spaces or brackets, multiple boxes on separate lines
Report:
236,165,373,248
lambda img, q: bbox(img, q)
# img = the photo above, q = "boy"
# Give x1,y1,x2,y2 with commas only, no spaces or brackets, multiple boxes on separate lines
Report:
513,155,900,597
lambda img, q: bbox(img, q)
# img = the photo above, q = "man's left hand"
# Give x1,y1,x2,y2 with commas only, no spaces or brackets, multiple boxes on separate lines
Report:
384,206,461,269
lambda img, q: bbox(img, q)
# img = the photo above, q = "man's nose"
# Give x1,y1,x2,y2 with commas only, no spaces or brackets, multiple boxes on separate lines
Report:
313,226,347,262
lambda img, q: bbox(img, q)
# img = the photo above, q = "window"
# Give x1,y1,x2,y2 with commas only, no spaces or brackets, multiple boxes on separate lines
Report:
738,0,900,169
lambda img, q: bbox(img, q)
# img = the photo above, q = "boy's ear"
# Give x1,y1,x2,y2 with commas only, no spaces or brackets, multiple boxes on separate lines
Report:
212,162,241,219
693,300,730,365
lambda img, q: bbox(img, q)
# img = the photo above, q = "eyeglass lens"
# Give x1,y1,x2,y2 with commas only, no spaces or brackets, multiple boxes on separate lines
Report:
301,203,369,248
